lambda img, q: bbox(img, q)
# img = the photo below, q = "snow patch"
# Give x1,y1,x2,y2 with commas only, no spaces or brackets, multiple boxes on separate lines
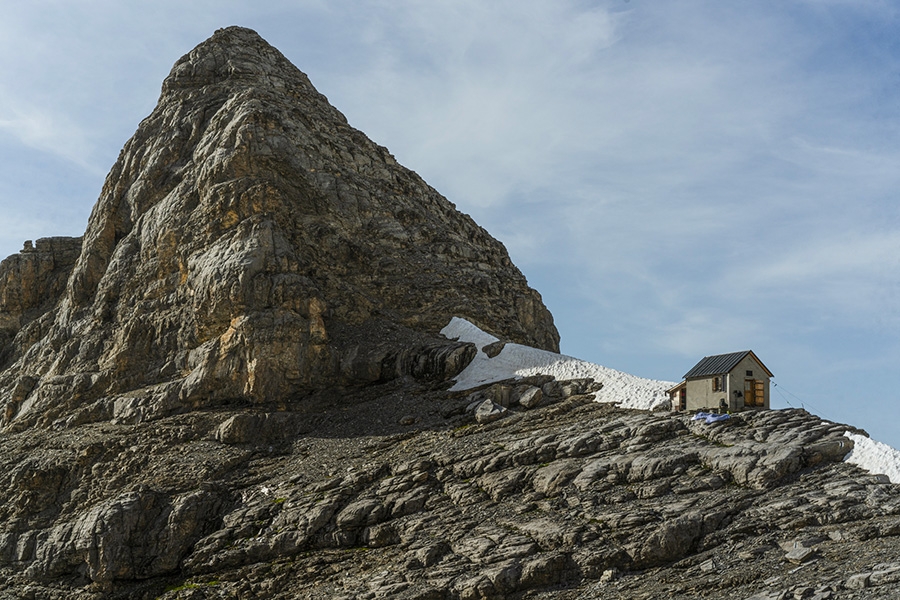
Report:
442,317,499,358
440,317,673,410
844,432,900,484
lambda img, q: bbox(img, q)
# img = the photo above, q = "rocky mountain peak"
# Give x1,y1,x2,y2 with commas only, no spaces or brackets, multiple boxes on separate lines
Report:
2,27,900,600
0,26,558,430
163,27,303,92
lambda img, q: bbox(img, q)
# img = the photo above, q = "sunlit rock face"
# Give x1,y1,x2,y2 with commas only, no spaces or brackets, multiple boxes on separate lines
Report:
0,26,558,429
2,28,900,600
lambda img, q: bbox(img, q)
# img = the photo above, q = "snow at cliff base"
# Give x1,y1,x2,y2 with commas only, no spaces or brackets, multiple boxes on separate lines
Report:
844,433,900,484
442,317,900,484
440,317,673,410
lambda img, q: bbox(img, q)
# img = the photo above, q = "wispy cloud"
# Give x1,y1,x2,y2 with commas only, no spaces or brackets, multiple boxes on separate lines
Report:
0,104,100,172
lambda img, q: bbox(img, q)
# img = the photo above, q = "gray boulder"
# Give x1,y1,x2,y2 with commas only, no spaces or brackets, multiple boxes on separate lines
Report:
516,385,543,409
475,399,507,424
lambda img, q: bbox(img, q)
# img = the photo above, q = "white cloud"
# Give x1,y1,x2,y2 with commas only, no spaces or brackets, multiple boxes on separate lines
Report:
0,104,99,172
306,1,633,207
659,310,761,359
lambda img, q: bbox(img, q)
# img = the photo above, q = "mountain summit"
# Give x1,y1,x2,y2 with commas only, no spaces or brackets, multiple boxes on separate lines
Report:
3,27,900,600
0,26,557,429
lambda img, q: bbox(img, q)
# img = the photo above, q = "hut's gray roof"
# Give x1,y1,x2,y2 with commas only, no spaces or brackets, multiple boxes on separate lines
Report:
683,351,759,379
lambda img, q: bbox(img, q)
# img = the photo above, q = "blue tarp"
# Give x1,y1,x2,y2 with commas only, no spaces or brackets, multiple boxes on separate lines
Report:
691,411,731,424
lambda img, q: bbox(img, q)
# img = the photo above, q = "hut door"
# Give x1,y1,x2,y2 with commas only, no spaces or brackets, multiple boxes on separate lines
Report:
744,379,764,407
744,379,756,407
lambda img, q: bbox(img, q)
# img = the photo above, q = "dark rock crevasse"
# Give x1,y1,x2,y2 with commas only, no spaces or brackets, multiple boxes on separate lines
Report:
0,26,557,429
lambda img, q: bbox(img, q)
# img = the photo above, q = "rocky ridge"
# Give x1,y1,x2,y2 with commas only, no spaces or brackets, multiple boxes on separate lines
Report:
0,26,557,432
2,376,900,599
1,26,899,600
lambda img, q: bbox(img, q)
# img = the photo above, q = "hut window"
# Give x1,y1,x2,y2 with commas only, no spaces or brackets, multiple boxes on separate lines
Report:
746,370,753,377
712,376,724,392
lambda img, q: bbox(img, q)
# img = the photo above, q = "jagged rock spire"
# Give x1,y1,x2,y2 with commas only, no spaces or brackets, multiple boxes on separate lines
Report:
0,26,558,428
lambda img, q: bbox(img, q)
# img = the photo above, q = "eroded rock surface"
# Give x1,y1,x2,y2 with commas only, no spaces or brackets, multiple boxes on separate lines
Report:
0,26,556,431
1,384,899,600
0,237,82,369
1,26,899,600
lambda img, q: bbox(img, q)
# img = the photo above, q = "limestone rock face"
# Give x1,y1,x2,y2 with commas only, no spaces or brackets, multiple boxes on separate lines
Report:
0,26,557,429
7,26,899,600
0,237,82,367
2,384,900,600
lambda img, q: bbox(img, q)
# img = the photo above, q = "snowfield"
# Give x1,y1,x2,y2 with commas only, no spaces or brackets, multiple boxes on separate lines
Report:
844,433,900,484
441,317,674,410
441,317,900,484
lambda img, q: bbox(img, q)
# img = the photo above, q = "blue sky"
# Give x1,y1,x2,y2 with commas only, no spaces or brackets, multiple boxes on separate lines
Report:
2,1,900,448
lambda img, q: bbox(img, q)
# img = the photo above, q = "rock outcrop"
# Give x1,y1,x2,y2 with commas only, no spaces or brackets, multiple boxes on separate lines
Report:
0,26,557,431
2,380,899,600
1,26,899,600
0,237,82,368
